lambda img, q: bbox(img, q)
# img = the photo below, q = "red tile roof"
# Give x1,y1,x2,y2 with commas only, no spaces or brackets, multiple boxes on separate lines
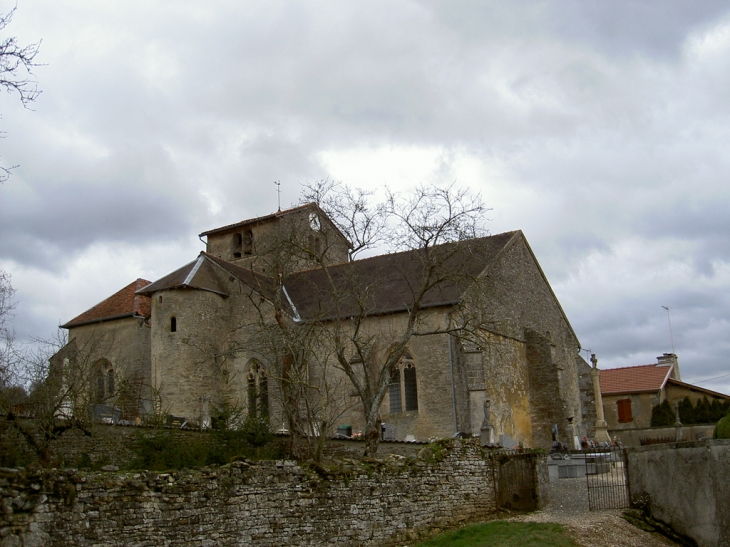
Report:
61,279,151,328
600,364,674,395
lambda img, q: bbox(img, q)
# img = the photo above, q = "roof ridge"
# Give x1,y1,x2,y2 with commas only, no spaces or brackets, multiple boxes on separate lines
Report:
602,363,660,372
288,230,518,279
199,202,320,237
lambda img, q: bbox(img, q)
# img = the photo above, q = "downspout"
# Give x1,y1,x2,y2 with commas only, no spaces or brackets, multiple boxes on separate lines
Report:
447,310,458,435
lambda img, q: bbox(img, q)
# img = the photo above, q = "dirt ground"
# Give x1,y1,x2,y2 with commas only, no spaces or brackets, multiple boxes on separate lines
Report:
508,478,679,547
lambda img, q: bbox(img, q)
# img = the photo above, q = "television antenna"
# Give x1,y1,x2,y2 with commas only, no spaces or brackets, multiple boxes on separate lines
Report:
274,180,281,212
661,306,676,354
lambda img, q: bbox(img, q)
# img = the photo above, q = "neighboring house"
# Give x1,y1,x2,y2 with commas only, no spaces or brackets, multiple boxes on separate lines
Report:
600,353,730,429
55,204,595,449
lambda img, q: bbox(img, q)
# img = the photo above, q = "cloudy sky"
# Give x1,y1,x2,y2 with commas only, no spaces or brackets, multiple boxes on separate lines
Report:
1,1,729,394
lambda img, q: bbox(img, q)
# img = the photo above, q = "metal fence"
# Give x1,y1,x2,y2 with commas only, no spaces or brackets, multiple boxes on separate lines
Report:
583,446,630,510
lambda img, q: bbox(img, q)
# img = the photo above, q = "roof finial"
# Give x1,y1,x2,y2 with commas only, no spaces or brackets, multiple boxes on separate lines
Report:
274,180,281,212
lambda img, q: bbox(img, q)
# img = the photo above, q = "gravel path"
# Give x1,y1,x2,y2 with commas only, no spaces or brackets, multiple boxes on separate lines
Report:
508,478,679,547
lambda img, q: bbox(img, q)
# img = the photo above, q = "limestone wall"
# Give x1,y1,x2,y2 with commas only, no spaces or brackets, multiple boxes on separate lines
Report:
0,440,504,547
472,234,587,448
627,439,730,547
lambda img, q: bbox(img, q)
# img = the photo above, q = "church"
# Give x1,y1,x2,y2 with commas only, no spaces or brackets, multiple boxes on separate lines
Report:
55,203,595,450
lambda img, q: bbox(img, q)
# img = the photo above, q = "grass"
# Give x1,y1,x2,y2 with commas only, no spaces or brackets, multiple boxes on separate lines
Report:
412,521,580,547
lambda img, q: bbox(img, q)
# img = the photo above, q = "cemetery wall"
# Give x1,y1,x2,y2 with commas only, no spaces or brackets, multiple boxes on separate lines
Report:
627,439,730,547
609,424,715,447
0,440,502,547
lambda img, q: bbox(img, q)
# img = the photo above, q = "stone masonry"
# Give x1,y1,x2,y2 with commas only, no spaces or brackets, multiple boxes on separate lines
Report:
0,440,516,547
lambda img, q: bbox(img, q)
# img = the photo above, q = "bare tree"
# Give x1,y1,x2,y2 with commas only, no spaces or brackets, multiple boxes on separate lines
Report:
245,292,353,462
0,269,18,390
0,5,41,182
296,181,492,455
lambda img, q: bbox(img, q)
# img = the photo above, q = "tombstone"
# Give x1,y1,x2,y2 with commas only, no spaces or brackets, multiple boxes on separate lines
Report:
382,423,396,441
499,434,518,449
90,404,121,424
166,414,186,427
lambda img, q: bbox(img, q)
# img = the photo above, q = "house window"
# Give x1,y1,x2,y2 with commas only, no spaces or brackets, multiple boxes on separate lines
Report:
617,398,633,423
388,351,418,413
170,316,177,332
93,360,115,402
246,360,269,417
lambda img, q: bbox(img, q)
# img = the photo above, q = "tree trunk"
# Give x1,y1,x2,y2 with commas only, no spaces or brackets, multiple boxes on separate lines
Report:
363,417,381,456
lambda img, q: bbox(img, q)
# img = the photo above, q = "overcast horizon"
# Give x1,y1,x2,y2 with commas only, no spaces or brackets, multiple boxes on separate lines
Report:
1,1,729,394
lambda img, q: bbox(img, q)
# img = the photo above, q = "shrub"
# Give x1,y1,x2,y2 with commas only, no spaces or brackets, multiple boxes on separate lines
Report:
650,400,675,427
715,408,730,439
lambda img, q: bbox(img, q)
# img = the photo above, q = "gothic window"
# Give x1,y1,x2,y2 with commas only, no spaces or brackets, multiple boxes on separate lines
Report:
389,368,402,413
93,360,114,402
617,398,633,423
246,360,269,417
403,363,418,411
247,374,257,416
388,351,418,413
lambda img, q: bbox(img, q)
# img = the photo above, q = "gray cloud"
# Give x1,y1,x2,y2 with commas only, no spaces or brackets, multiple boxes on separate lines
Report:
1,0,730,394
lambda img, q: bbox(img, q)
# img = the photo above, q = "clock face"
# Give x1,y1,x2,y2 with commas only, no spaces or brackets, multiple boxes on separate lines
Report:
309,212,321,231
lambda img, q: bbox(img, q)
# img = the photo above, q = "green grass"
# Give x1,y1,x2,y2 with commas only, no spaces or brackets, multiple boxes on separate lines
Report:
413,521,580,547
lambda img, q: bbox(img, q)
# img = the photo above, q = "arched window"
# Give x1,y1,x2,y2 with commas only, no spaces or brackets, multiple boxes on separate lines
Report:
247,373,257,416
170,316,177,332
387,351,418,413
403,363,418,411
389,367,402,413
93,360,115,402
246,360,269,417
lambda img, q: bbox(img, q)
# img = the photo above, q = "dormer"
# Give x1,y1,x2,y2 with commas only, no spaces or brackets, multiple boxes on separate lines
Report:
199,203,351,273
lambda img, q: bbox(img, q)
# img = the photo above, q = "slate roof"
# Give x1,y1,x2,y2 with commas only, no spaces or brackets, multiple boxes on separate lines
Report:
61,279,152,328
135,253,278,302
600,364,674,395
136,255,229,298
284,232,519,321
136,231,520,322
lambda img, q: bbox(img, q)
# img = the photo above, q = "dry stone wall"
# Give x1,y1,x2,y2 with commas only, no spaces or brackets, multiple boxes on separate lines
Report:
0,440,502,547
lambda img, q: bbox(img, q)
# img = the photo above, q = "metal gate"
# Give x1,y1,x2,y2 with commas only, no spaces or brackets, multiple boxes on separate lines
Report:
584,447,630,510
491,451,539,511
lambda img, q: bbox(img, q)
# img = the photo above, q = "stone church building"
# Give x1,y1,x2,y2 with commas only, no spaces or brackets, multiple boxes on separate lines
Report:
56,204,595,449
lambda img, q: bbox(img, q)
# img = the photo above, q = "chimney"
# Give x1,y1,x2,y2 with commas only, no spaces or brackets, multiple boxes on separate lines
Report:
657,353,681,381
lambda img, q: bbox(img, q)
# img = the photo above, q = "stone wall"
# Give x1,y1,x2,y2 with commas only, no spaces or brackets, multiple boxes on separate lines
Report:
474,235,588,447
0,440,517,547
627,439,730,547
610,425,716,447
